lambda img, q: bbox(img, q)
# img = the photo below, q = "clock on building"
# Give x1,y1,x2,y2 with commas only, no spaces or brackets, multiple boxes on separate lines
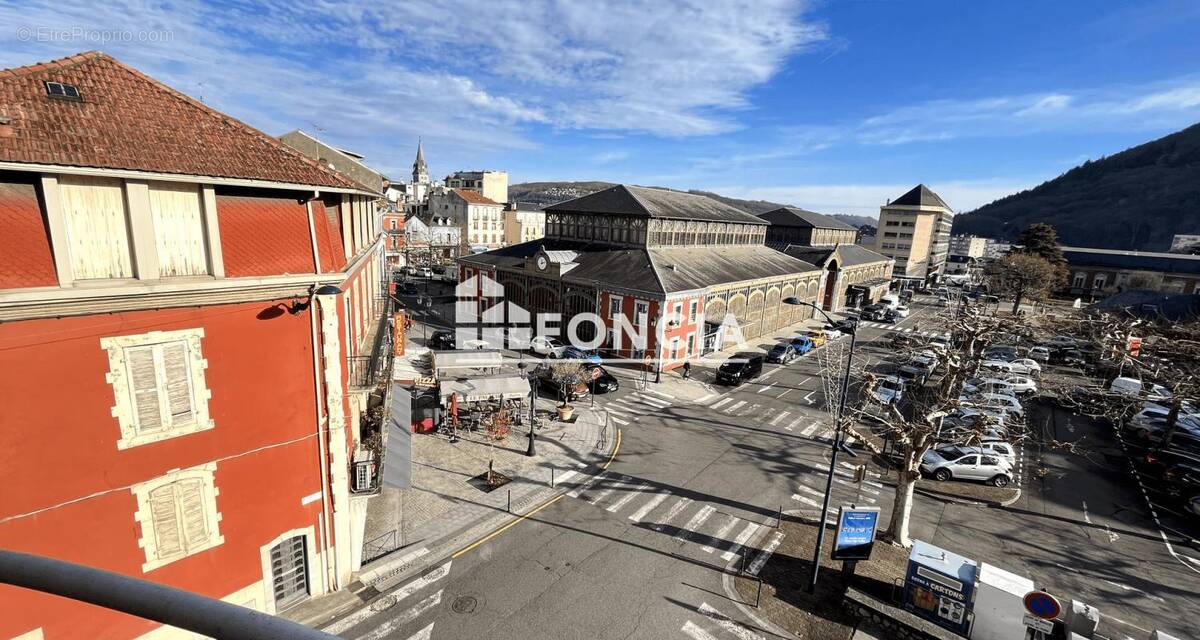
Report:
536,255,548,270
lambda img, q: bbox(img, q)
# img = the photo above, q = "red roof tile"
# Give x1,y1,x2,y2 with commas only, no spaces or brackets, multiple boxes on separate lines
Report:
454,188,500,205
0,179,57,289
0,51,364,191
216,194,316,277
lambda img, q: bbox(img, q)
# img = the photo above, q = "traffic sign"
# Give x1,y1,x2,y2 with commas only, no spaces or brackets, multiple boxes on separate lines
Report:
1023,591,1061,619
1022,614,1054,633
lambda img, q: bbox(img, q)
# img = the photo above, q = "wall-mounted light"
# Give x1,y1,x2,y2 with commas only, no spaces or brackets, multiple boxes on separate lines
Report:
289,284,344,314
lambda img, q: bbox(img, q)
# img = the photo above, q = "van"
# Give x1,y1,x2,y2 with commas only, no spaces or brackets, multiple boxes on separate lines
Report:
716,352,764,385
879,294,900,310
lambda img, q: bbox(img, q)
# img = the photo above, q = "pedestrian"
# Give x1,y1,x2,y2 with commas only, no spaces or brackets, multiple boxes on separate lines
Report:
682,361,692,379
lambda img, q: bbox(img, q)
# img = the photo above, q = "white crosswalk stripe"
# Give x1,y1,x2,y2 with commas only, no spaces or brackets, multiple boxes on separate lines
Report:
568,470,608,498
796,484,823,497
724,400,747,413
698,602,766,640
674,505,716,542
768,411,791,426
323,561,450,634
681,620,720,640
606,481,650,513
586,475,624,504
784,415,806,432
356,590,443,640
701,516,739,554
635,393,671,409
402,623,434,640
654,497,694,531
695,393,716,404
792,493,821,508
710,397,732,409
643,388,675,399
799,421,821,437
610,416,630,425
748,531,784,576
628,491,671,522
739,403,761,416
721,522,761,561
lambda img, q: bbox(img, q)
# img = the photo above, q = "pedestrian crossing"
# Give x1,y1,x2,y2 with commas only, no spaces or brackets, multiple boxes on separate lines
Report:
323,560,453,640
679,602,768,640
606,389,675,424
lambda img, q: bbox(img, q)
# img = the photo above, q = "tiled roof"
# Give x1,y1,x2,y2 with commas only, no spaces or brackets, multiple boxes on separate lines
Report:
0,179,57,288
547,184,766,224
890,184,950,210
216,195,316,277
0,51,363,191
454,188,501,205
758,206,856,230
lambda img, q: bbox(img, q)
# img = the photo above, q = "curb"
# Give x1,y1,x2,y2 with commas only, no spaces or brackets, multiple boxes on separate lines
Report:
719,509,804,640
911,485,1021,508
314,425,623,630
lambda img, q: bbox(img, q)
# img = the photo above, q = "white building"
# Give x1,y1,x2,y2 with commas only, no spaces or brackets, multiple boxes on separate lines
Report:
445,170,507,205
504,203,546,245
426,187,505,250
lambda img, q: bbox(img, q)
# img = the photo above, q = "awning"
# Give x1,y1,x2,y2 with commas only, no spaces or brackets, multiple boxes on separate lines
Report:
432,349,504,376
438,375,531,403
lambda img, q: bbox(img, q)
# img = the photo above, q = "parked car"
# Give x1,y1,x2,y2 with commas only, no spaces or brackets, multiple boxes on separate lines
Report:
891,332,921,348
537,366,589,400
872,375,906,405
963,377,1018,397
963,393,1025,421
936,442,1016,467
982,345,1019,362
831,318,858,334
716,352,764,385
909,351,939,375
879,309,901,324
1051,348,1087,367
1043,335,1078,348
980,360,1016,375
789,335,815,355
530,335,566,357
1109,376,1172,402
416,267,433,278
929,334,952,352
429,330,456,350
562,346,602,363
767,343,800,364
896,364,929,386
893,305,911,318
1028,346,1052,363
805,331,828,348
822,326,843,340
585,364,620,394
1000,375,1038,395
921,448,1012,487
1005,358,1042,377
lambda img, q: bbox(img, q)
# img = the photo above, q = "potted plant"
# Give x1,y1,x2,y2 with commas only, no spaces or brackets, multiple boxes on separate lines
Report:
548,360,586,421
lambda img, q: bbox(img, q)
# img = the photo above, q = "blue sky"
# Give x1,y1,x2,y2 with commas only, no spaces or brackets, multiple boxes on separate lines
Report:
2,0,1200,215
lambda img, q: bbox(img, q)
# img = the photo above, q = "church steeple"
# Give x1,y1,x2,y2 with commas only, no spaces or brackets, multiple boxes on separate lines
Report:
412,139,428,184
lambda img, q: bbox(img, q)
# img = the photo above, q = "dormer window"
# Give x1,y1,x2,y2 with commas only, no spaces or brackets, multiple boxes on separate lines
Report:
45,81,82,101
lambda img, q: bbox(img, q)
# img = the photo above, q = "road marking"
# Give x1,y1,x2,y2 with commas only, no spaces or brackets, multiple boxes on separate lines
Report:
792,494,822,508
1081,500,1092,525
643,388,675,399
611,416,630,425
568,470,608,498
654,497,694,531
609,398,638,411
556,470,578,484
357,590,443,640
702,516,739,554
769,411,791,426
606,481,650,513
796,484,823,497
748,531,784,575
711,398,732,409
586,475,622,504
402,623,434,640
698,602,766,640
721,522,761,561
784,415,805,432
800,421,821,437
675,505,716,542
757,382,776,394
725,400,747,413
839,461,857,470
777,388,794,399
635,392,671,408
324,562,451,634
629,491,671,522
695,393,715,404
681,620,720,640
803,390,817,404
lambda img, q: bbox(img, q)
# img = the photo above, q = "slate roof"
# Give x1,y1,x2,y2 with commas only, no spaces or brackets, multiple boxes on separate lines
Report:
772,243,891,269
460,239,820,295
1063,246,1200,275
0,51,362,191
547,184,766,224
758,206,856,230
890,184,950,210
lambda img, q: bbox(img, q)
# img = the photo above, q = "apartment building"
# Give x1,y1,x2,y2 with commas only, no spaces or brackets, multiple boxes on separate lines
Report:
503,202,546,245
874,184,954,285
427,187,505,250
444,169,507,204
0,52,389,638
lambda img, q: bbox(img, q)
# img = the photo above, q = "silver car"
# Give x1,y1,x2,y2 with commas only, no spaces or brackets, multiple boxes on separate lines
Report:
921,448,1013,487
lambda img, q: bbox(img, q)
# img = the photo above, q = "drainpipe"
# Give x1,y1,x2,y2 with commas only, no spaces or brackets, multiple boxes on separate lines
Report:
310,299,337,593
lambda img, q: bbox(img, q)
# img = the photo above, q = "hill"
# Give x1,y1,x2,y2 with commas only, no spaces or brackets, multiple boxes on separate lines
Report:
509,182,876,228
952,122,1200,250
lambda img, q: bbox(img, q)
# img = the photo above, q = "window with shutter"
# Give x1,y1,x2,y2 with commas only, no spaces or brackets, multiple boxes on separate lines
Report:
148,182,209,276
127,346,164,434
162,342,195,425
58,175,134,279
134,465,223,572
148,484,183,558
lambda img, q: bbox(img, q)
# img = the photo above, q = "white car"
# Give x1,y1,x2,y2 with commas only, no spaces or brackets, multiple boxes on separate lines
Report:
529,336,566,357
822,327,843,340
1028,346,1051,363
1007,358,1042,377
964,393,1025,421
872,376,906,405
893,305,911,318
963,377,1017,397
921,448,1013,487
417,267,433,278
929,334,952,351
936,442,1016,467
1109,377,1172,402
1001,375,1038,395
980,360,1017,375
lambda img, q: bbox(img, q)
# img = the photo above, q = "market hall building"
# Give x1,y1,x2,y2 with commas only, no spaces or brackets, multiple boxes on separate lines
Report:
759,206,894,312
456,185,826,370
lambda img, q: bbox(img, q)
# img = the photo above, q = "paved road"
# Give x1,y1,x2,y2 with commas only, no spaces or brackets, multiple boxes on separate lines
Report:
326,297,1198,640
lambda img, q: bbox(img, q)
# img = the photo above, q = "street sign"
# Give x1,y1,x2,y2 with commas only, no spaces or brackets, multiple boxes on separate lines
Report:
1023,591,1061,620
1022,614,1054,633
831,506,880,561
1127,336,1142,357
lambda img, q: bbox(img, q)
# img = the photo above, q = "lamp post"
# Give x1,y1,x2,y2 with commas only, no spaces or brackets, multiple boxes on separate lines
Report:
783,296,857,595
517,362,537,456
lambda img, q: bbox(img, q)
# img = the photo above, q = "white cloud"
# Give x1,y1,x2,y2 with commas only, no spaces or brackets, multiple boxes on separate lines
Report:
713,180,1037,216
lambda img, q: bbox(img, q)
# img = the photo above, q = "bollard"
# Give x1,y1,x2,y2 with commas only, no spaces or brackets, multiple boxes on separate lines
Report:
755,576,763,608
551,468,555,488
739,549,747,576
507,490,511,513
776,505,782,529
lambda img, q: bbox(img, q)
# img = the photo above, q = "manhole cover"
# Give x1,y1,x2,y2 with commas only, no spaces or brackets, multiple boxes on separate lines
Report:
452,595,478,614
370,595,397,612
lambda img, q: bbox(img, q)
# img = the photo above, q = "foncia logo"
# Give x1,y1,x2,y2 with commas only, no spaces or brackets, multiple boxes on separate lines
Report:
454,273,746,363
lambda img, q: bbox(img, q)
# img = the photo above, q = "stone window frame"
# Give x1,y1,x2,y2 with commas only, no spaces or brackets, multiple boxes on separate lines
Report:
101,328,214,450
132,462,224,573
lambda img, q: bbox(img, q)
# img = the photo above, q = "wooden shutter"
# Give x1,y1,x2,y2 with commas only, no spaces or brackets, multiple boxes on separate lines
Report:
149,484,183,558
127,347,164,434
177,479,209,549
148,182,209,276
161,342,194,425
58,176,134,279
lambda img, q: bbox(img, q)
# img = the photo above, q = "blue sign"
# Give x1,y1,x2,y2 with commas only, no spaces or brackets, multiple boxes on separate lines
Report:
1023,591,1061,619
832,506,880,561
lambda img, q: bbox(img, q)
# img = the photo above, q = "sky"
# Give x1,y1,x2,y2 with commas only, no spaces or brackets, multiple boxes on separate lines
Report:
2,0,1200,215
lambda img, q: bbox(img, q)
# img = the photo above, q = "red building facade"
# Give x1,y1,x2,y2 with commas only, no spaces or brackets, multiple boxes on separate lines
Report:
0,52,388,638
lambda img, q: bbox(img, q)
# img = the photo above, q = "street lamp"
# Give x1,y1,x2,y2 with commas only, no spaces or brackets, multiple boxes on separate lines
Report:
516,362,537,456
782,296,857,595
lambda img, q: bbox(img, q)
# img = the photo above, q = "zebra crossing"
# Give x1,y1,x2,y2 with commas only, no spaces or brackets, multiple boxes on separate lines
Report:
565,472,784,567
323,560,453,640
788,461,885,512
606,389,675,425
679,601,770,640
